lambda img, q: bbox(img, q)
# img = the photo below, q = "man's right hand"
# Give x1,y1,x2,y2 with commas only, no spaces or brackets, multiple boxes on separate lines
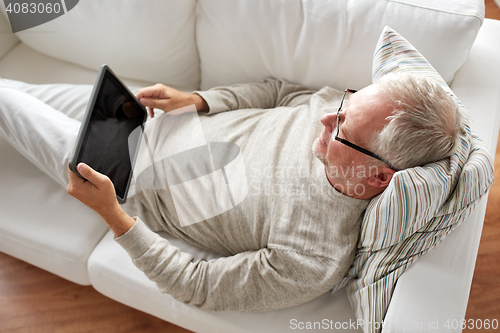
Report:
135,83,208,118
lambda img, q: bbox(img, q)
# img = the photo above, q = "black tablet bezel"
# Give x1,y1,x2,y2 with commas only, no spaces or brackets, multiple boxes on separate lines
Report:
68,64,147,204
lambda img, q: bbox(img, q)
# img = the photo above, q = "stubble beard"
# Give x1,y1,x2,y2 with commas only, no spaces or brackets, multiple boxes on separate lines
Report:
312,139,329,167
312,139,362,185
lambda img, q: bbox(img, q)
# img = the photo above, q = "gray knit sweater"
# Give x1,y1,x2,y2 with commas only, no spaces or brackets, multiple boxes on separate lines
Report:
115,78,370,312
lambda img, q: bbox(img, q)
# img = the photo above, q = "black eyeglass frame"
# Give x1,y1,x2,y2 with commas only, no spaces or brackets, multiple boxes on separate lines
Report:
334,89,399,171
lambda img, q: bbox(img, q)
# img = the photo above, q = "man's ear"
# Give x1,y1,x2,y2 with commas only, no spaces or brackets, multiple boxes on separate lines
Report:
367,167,396,188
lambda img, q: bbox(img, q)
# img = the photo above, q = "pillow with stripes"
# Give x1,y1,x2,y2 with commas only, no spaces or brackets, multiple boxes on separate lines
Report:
334,26,494,333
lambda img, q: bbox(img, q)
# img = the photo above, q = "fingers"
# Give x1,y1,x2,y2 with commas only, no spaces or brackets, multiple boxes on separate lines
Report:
76,163,108,186
136,84,170,114
147,106,155,118
67,163,115,198
68,165,84,186
135,83,169,100
138,97,168,111
67,163,120,219
134,86,157,117
135,83,194,114
135,83,165,100
67,165,85,197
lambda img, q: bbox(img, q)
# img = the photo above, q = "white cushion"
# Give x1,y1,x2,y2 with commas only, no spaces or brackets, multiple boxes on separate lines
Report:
451,18,500,153
0,137,108,285
0,10,18,59
89,230,362,333
0,43,155,88
196,0,483,91
1,1,199,90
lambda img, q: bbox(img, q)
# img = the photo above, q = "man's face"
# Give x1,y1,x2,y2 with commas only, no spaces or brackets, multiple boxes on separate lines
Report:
312,84,395,187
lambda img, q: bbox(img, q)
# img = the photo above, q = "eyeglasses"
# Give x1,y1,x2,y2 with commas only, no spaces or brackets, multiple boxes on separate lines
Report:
334,89,399,171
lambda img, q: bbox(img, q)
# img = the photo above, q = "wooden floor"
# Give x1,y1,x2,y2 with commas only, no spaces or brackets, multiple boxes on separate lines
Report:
0,252,192,333
1,2,499,332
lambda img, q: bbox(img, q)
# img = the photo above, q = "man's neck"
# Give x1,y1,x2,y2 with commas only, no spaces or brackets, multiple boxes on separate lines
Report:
324,167,380,200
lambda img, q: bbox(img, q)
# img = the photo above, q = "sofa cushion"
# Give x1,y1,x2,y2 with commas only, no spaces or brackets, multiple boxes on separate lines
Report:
196,0,483,91
1,1,199,91
0,43,156,90
332,26,494,332
0,135,108,285
88,230,362,333
0,11,18,60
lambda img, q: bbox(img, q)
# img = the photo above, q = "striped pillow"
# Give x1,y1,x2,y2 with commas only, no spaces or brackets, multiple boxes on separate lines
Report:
334,27,495,332
372,26,463,108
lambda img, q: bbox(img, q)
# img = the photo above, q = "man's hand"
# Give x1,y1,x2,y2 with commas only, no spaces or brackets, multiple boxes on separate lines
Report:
67,163,135,236
136,83,208,118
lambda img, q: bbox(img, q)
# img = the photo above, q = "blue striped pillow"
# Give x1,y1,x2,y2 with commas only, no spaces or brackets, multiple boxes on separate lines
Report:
372,26,463,108
336,26,494,332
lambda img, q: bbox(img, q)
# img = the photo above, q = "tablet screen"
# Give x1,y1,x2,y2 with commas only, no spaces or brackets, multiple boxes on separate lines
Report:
75,68,146,201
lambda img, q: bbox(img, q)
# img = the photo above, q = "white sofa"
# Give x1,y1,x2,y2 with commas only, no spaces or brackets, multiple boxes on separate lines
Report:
0,1,499,332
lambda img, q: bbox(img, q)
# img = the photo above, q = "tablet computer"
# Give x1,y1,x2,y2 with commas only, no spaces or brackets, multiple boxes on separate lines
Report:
69,65,147,203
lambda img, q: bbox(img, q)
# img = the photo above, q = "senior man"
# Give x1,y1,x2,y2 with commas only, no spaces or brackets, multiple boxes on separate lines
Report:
0,73,463,311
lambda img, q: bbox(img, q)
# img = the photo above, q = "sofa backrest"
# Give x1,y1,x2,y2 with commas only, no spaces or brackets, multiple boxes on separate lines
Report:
197,0,485,91
0,11,18,60
1,1,200,91
2,0,484,92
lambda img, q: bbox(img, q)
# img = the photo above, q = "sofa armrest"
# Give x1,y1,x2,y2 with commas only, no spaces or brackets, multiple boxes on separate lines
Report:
382,19,500,333
0,11,19,61
381,199,489,333
452,18,500,154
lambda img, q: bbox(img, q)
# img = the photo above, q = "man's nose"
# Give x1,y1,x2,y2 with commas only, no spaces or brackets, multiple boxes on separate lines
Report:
320,113,337,133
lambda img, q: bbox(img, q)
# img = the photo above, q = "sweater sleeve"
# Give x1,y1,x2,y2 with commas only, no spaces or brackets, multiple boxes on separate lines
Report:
115,218,346,312
194,78,317,115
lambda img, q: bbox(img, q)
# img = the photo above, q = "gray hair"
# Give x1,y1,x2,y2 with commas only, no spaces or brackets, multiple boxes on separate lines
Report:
371,72,467,170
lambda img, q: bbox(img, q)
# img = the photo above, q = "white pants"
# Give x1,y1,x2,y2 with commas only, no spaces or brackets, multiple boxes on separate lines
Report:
0,79,170,231
0,79,97,189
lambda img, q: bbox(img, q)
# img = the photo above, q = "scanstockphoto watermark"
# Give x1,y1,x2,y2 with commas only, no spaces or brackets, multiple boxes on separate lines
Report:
290,318,500,331
290,318,385,330
249,162,380,181
3,0,79,33
248,178,368,199
248,163,383,198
